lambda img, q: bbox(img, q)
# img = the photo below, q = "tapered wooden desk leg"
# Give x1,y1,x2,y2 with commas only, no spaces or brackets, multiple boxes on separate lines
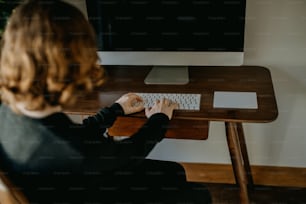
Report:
236,123,254,188
225,122,250,204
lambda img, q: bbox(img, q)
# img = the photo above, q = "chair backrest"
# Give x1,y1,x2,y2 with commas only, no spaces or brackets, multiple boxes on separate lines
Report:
0,170,29,204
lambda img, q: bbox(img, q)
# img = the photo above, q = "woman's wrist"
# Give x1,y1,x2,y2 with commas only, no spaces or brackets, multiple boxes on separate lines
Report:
110,103,125,116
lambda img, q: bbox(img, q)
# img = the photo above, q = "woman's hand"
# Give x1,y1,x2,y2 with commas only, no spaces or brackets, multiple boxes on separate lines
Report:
145,98,178,120
115,93,145,115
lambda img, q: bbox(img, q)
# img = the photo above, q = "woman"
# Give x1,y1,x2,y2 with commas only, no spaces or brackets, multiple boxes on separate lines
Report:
0,0,211,203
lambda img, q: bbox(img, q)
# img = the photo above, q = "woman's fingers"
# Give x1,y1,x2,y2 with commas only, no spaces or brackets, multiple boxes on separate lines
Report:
145,98,178,119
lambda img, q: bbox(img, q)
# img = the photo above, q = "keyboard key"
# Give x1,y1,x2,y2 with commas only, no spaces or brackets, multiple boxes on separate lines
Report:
136,93,201,110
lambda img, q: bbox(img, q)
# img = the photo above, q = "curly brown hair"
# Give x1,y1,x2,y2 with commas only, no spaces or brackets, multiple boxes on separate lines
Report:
0,0,105,112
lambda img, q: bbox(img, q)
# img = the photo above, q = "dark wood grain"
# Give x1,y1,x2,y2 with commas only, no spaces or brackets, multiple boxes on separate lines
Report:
108,116,209,139
66,65,278,123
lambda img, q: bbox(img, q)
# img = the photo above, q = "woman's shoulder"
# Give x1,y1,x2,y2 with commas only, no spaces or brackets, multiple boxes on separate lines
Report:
0,104,71,125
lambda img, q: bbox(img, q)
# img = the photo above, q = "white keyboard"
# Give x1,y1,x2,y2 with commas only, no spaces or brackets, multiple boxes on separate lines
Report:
136,93,201,110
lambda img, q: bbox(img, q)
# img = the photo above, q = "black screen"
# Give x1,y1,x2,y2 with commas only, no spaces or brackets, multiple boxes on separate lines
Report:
86,0,246,52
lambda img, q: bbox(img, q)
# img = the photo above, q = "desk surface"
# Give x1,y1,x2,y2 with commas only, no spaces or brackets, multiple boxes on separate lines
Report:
66,65,278,123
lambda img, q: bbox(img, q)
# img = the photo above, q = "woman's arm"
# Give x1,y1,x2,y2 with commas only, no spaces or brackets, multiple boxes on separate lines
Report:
83,112,169,172
82,93,144,132
79,93,176,172
82,103,124,131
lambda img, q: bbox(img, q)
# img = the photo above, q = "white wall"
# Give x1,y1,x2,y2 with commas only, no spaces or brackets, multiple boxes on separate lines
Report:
66,0,306,168
64,0,88,18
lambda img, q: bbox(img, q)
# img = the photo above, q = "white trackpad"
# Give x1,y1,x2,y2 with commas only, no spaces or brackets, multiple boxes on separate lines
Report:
213,91,258,109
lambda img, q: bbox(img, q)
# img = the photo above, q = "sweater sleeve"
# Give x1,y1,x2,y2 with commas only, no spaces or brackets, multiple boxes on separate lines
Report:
83,113,170,172
82,103,124,129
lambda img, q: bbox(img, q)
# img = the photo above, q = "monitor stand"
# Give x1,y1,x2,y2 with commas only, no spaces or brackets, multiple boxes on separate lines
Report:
144,66,189,85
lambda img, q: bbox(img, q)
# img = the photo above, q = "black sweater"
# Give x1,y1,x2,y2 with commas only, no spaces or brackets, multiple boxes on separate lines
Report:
0,104,169,202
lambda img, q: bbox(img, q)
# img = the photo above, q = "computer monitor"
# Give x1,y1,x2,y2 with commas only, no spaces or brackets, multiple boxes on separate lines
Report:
85,0,246,84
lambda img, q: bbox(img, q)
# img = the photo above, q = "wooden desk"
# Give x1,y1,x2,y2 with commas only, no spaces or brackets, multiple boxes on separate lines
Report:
65,65,278,204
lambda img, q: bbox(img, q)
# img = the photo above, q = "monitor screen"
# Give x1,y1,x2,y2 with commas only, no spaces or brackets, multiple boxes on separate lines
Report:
85,0,246,84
